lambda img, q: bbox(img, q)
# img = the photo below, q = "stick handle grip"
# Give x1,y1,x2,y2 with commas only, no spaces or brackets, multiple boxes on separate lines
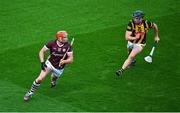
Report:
150,41,158,56
59,38,74,66
149,46,155,56
62,38,74,60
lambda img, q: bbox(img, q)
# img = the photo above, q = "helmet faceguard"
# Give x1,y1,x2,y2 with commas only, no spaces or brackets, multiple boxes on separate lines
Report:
132,10,144,24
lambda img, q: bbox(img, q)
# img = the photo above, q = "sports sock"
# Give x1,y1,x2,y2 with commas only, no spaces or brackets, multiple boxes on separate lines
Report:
29,80,41,93
121,68,124,72
51,75,58,84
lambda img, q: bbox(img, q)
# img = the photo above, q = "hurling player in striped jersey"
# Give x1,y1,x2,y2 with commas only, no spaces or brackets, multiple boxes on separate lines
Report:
116,10,160,76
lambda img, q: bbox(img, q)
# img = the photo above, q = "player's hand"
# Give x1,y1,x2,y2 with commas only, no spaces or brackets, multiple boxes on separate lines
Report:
59,59,65,66
41,62,47,71
135,32,145,39
155,36,160,43
135,33,141,39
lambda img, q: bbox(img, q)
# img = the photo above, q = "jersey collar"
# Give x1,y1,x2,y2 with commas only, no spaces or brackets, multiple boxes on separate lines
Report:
56,40,64,47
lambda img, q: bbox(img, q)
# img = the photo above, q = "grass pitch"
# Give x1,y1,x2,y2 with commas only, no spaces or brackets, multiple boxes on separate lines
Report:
0,0,179,111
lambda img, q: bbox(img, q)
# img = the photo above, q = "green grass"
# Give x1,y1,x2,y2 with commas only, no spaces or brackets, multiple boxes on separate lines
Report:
0,0,180,112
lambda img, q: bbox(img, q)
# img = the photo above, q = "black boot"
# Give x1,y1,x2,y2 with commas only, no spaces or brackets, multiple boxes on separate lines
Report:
116,68,124,76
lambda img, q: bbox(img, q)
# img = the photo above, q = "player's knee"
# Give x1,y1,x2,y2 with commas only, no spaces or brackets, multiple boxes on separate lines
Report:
36,76,44,82
35,79,41,84
36,78,42,83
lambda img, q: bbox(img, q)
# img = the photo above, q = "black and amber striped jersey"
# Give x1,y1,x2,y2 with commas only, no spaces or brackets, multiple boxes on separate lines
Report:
126,19,153,44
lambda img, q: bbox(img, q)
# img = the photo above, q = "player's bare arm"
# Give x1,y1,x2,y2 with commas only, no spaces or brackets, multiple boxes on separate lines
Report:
152,23,160,43
39,46,49,62
125,31,139,41
60,52,73,66
39,46,49,71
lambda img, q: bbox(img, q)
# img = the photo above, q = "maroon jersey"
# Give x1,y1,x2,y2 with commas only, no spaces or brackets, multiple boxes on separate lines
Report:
45,39,72,69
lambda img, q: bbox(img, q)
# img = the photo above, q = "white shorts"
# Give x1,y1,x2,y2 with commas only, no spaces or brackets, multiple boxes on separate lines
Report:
45,60,64,77
127,41,145,49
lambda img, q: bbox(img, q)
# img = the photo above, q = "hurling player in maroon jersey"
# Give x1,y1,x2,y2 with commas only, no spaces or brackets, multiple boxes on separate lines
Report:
24,31,73,101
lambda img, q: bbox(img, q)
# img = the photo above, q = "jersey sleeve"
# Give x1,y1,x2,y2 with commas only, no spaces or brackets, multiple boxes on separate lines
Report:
126,21,133,31
45,40,53,49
